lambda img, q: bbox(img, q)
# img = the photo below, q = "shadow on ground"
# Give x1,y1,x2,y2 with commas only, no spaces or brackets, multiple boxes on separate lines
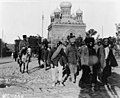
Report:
108,72,120,88
0,61,13,65
28,66,41,74
78,72,120,98
28,64,51,74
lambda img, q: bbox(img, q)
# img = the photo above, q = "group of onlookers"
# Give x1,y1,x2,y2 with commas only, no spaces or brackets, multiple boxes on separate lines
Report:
39,33,118,89
14,34,118,90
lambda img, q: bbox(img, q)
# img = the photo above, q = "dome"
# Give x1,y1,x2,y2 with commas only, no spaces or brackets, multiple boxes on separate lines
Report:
71,13,76,18
76,9,83,14
54,8,61,13
50,13,54,18
60,1,72,8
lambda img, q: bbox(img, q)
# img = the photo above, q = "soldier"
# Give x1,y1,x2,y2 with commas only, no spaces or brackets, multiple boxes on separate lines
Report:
18,35,30,73
19,35,29,58
66,34,79,83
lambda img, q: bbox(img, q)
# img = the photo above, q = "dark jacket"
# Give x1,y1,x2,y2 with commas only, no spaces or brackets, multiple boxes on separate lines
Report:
106,48,118,67
41,48,49,61
38,46,42,60
66,45,79,64
59,55,68,67
97,45,118,71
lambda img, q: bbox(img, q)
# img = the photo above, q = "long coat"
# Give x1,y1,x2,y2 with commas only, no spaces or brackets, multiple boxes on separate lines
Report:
97,45,118,77
80,45,89,66
80,45,98,66
97,45,106,70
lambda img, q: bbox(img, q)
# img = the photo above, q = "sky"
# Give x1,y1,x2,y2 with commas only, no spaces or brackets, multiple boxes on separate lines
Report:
0,0,120,44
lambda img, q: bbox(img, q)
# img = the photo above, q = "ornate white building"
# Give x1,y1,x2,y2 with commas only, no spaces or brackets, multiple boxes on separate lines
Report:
48,2,86,41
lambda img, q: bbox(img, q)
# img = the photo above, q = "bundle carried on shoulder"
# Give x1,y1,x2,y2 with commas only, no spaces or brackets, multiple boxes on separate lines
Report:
51,45,63,61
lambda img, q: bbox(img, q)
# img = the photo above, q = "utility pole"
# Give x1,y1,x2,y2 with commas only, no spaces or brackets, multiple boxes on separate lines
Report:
42,12,44,38
102,26,103,38
1,29,3,58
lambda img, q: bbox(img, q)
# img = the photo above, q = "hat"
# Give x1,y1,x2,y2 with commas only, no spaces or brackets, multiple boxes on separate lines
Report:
69,33,75,39
103,38,109,42
23,35,27,38
97,38,102,43
69,33,75,43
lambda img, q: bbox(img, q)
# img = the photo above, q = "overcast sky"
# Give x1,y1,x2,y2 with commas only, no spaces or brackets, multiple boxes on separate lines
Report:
0,0,120,44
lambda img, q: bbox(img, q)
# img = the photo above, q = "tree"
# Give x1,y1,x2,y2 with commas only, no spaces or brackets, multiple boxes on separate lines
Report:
28,36,42,54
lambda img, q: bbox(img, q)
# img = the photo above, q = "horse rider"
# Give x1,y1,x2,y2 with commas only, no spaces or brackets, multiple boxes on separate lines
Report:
19,35,29,60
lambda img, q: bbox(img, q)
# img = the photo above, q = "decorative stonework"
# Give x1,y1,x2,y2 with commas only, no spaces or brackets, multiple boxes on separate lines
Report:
48,1,86,42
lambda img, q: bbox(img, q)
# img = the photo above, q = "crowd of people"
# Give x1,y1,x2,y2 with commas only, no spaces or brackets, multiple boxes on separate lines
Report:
15,33,118,91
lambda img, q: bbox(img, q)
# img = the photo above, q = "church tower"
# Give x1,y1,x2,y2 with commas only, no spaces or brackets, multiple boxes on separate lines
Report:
48,2,86,42
60,2,72,18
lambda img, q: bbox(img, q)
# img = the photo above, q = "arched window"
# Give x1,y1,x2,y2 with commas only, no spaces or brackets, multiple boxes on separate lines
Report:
57,14,59,18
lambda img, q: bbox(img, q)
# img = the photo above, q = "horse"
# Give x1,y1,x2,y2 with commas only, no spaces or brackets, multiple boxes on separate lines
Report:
18,47,31,73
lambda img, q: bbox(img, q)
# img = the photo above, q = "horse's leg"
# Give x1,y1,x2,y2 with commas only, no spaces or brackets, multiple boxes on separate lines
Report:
19,63,22,73
29,55,31,62
23,63,25,73
18,58,22,73
26,61,29,73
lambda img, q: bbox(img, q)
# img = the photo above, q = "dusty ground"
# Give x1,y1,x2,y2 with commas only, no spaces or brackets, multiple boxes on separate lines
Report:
0,57,120,98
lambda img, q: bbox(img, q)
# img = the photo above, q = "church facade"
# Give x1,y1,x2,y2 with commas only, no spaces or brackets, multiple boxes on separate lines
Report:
48,2,86,42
